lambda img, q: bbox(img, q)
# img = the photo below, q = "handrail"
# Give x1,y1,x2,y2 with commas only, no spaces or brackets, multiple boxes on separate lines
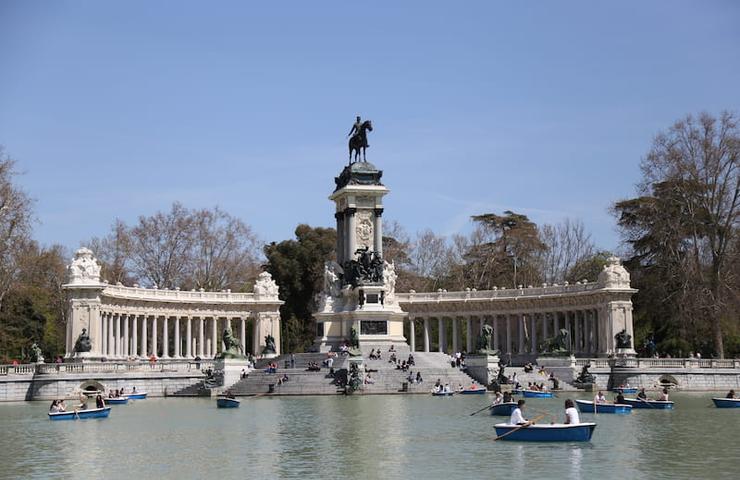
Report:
397,282,608,303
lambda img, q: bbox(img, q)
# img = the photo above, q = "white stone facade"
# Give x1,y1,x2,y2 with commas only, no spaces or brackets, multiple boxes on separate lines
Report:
63,249,283,360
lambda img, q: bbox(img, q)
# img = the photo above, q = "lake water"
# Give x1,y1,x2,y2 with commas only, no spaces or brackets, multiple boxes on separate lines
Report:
0,392,737,480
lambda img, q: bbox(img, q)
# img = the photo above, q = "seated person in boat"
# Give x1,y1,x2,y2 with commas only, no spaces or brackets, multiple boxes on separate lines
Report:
539,383,548,391
416,372,423,383
509,400,529,425
656,388,669,401
564,399,580,424
727,389,736,399
443,383,451,393
594,391,607,404
58,400,67,412
434,379,442,390
492,392,503,405
615,392,626,404
78,393,88,410
95,395,106,409
49,400,60,413
637,388,648,399
225,391,236,399
502,391,513,403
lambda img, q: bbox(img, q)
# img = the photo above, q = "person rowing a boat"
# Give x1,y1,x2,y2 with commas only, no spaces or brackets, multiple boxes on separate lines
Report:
726,389,736,399
502,391,513,403
564,399,580,424
593,391,607,404
656,388,669,401
509,400,531,426
492,392,504,405
637,388,648,400
615,391,626,404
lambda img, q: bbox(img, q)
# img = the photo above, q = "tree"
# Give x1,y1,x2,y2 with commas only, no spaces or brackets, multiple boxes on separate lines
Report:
263,225,336,352
538,219,596,283
614,112,739,357
0,148,34,312
88,219,133,285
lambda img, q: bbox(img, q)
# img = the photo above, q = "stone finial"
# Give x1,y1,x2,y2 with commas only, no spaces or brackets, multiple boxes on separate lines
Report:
597,256,631,289
67,247,101,285
254,271,280,299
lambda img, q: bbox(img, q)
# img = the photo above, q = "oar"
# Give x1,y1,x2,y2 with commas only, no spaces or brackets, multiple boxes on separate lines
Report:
470,403,494,416
637,397,655,409
494,413,548,441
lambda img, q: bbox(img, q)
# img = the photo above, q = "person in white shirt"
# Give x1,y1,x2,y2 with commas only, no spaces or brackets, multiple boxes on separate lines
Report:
492,392,503,405
509,400,529,425
564,399,580,424
594,391,607,403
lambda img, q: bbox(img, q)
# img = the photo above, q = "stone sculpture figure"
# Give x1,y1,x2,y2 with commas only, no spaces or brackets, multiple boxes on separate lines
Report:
615,329,632,349
476,324,498,355
538,328,571,356
218,328,245,359
343,247,384,288
575,362,596,384
74,328,92,353
262,334,277,355
348,116,373,163
29,342,44,363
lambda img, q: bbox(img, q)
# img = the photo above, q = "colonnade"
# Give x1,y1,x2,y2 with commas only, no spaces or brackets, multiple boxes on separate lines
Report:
97,313,258,359
407,309,604,357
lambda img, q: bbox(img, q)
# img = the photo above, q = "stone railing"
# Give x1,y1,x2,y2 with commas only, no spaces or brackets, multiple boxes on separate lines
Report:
0,360,216,376
576,358,740,369
397,282,603,303
102,284,258,303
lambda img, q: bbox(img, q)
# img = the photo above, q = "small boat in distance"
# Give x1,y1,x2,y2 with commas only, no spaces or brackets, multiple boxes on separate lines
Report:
460,388,486,395
490,402,518,416
105,396,129,405
622,398,674,409
48,407,111,421
522,390,554,398
613,387,638,394
127,392,148,400
432,391,455,397
712,397,740,408
576,399,632,414
217,397,240,408
493,422,596,442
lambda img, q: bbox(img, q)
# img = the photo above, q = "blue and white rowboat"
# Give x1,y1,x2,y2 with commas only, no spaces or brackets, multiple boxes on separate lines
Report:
127,392,148,400
523,390,554,398
48,406,111,420
576,399,632,414
217,397,240,408
494,422,596,442
490,402,518,416
105,397,129,405
460,388,486,395
613,387,638,394
622,398,674,409
712,398,740,408
432,391,455,396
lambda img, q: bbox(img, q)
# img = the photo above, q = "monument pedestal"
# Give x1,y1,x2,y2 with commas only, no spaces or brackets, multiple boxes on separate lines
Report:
536,355,577,383
214,358,251,391
465,354,500,387
69,352,104,363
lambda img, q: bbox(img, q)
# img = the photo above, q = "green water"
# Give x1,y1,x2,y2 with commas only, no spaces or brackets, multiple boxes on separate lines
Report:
0,392,737,480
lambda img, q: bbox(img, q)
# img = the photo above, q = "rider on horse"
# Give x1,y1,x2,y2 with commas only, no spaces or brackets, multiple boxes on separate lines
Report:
348,115,368,148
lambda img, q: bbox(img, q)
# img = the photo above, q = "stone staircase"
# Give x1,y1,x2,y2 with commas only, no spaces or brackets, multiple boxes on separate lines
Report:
170,379,211,397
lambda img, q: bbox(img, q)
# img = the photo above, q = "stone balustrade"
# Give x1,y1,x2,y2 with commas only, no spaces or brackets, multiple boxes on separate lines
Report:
575,358,740,369
396,282,601,303
0,360,216,376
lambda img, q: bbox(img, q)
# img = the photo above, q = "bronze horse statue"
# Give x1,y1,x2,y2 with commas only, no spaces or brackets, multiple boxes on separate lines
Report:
349,120,373,163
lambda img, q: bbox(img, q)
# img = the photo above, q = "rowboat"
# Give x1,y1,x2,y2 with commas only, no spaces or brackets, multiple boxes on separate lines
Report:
494,422,596,442
48,406,111,420
712,397,740,408
105,396,129,405
460,388,486,395
613,387,638,394
490,402,518,416
622,398,674,409
522,390,554,398
217,397,240,408
576,399,632,414
432,391,455,396
127,392,148,400
511,389,523,395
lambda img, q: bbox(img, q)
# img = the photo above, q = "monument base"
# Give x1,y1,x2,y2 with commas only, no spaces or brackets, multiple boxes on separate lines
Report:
536,355,577,383
464,354,500,387
69,352,105,363
214,358,251,391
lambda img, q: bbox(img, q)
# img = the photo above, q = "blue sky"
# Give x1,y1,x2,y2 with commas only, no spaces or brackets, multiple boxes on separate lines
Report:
1,1,739,253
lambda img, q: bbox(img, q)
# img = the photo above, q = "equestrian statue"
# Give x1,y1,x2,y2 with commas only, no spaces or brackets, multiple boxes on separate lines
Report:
348,115,373,164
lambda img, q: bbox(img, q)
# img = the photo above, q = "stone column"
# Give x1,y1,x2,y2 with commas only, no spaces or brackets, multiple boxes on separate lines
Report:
335,212,345,265
423,317,430,352
211,317,218,357
466,317,473,352
121,314,128,358
543,311,549,340
373,208,383,256
409,318,416,352
131,315,139,357
492,315,499,351
346,208,357,261
240,317,246,352
221,318,227,352
517,315,524,354
574,311,581,354
452,317,459,353
186,317,193,358
530,314,537,354
101,313,108,357
142,316,148,356
162,316,169,358
506,315,512,354
113,313,120,358
198,317,204,357
437,317,444,353
174,316,181,358
152,316,158,358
